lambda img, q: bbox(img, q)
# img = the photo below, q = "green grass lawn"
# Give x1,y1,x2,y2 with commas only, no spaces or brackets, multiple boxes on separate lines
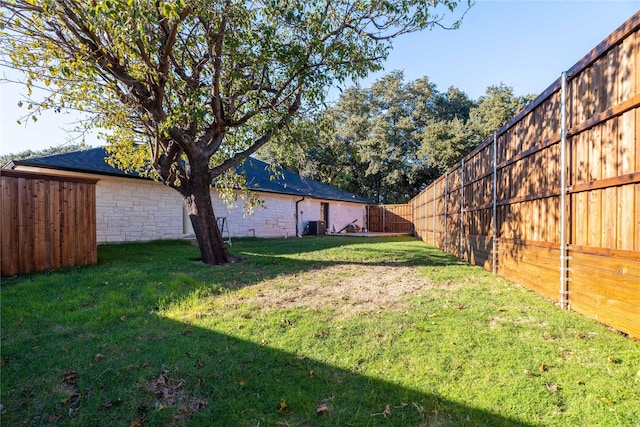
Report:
1,236,638,426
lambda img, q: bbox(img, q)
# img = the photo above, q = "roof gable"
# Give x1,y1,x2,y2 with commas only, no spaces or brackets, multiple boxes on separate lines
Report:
10,147,373,204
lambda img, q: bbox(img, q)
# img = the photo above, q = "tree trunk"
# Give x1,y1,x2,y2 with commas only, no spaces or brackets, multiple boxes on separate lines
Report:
184,182,236,265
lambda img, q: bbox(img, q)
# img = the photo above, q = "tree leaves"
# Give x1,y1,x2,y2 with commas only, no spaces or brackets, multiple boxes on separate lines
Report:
0,0,469,263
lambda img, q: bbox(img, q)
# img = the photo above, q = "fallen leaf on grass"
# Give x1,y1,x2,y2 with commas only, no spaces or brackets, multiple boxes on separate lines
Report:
601,397,615,404
94,353,106,361
63,370,78,385
316,403,330,414
371,404,392,417
143,370,207,423
128,418,146,427
309,370,315,377
313,331,325,338
296,355,306,361
539,363,546,372
523,370,534,378
120,316,127,322
428,313,437,318
277,400,287,414
181,329,194,335
545,383,559,392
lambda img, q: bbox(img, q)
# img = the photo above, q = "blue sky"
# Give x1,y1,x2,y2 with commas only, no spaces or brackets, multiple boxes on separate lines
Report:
1,1,639,156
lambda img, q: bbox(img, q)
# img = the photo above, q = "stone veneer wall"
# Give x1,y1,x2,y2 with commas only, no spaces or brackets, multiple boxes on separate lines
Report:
12,166,369,241
207,192,368,237
96,176,184,243
210,192,297,238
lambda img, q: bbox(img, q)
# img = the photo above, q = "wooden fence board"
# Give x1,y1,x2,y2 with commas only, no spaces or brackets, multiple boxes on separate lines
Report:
570,291,640,338
1,170,98,276
367,204,413,233
406,12,640,338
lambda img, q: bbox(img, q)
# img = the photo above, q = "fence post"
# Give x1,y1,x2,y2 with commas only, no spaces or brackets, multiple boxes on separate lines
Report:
460,159,464,259
444,173,448,251
492,131,498,274
559,71,570,310
433,182,436,247
381,204,385,233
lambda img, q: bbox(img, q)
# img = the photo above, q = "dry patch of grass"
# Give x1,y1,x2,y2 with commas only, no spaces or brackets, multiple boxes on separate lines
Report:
218,264,460,316
245,265,427,309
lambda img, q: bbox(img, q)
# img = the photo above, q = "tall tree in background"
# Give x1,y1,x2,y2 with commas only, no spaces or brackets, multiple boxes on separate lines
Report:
469,83,536,142
421,83,534,172
419,117,473,173
263,72,448,203
1,0,468,264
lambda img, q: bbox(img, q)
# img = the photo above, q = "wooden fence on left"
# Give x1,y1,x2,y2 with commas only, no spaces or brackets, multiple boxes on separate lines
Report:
1,169,99,276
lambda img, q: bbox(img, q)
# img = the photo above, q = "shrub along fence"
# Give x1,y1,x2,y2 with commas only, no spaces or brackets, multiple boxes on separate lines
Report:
410,12,640,339
1,169,99,276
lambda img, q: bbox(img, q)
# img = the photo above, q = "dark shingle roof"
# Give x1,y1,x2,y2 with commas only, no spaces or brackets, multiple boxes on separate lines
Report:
11,147,372,204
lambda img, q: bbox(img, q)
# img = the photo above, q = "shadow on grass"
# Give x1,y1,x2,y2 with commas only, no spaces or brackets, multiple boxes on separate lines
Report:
3,238,525,425
1,311,534,426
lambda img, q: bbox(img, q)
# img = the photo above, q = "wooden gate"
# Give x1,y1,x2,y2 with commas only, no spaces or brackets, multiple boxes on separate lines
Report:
367,204,413,233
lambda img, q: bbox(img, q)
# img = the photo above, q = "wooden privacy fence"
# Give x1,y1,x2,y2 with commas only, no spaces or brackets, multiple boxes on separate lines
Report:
411,12,640,339
1,169,99,276
367,204,413,233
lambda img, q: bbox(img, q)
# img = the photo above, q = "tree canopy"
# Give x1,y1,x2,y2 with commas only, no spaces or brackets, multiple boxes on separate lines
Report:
0,0,469,263
261,77,535,202
420,82,535,173
262,71,446,203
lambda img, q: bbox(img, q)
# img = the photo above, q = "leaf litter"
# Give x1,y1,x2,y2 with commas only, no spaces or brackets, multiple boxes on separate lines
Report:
140,370,207,425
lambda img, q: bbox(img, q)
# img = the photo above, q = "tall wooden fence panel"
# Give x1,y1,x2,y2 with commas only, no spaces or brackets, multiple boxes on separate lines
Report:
367,204,413,233
410,12,640,339
1,169,99,276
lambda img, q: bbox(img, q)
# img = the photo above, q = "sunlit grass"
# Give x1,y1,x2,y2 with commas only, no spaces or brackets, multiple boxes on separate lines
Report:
2,237,639,426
